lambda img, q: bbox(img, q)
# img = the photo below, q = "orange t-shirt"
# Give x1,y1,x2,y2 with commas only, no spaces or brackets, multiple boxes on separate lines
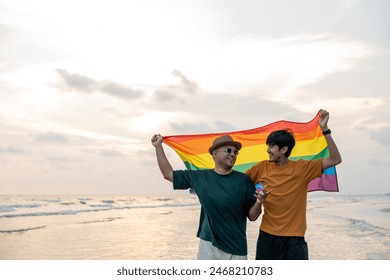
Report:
246,159,323,236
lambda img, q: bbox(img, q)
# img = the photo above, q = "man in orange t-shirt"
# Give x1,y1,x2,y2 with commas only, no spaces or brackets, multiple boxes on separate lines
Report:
246,109,342,260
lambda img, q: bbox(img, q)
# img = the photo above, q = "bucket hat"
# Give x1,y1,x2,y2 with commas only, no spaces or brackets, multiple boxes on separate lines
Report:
208,135,242,154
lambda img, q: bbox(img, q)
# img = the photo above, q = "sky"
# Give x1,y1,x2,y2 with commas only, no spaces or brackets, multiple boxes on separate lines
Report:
0,0,389,195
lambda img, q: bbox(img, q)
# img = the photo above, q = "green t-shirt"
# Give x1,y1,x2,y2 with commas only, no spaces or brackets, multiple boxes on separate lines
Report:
173,169,256,256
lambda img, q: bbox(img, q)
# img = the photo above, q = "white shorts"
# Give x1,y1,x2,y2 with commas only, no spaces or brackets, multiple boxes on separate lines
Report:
197,239,247,260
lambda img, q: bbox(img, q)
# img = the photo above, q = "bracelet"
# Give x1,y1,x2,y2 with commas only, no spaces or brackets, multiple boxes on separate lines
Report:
322,129,331,135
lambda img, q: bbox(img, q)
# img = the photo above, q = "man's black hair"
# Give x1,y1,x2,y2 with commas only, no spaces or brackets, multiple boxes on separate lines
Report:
266,129,296,158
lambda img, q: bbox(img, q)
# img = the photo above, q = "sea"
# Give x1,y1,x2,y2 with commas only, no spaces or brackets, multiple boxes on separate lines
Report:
0,193,389,260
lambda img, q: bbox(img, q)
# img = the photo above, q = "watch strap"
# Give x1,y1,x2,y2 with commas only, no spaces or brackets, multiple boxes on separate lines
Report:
322,129,331,135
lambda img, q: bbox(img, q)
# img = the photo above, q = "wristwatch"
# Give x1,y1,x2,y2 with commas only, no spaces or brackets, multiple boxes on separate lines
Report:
322,129,331,135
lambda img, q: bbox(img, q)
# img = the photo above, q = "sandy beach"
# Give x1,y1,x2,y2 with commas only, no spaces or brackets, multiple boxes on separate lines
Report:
0,193,389,260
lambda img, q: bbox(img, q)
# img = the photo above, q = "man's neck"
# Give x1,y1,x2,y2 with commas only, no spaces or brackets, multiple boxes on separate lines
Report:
275,157,289,166
213,167,233,175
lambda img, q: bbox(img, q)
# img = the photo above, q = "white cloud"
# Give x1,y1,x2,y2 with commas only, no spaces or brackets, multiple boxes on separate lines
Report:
188,34,375,96
291,97,385,115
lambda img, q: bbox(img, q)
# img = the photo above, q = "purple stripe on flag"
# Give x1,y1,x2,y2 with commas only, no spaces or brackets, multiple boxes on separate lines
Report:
308,175,338,192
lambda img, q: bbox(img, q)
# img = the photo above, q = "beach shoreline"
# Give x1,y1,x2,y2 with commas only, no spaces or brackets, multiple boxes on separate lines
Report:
0,194,389,260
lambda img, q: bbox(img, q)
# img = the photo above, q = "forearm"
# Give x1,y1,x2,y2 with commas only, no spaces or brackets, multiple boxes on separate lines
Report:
319,111,342,170
155,145,174,182
325,134,342,164
248,202,262,221
321,129,342,170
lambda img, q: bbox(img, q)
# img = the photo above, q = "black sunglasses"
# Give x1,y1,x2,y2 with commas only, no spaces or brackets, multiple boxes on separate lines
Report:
217,147,239,155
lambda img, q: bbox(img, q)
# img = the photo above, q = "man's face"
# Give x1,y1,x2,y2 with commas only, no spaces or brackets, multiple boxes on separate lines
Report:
214,145,239,168
267,143,285,162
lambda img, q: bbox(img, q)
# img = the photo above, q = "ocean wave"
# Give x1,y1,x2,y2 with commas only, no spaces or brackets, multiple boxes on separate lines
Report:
88,204,115,208
78,217,123,224
39,199,61,203
0,203,42,213
346,217,390,237
0,202,199,219
0,205,15,213
380,208,390,213
78,198,92,201
101,200,115,204
0,226,46,234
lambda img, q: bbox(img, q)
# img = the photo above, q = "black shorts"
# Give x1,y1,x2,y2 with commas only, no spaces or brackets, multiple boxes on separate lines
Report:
256,230,309,260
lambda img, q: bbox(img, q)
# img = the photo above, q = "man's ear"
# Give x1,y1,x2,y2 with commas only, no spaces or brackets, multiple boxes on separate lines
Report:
281,146,288,155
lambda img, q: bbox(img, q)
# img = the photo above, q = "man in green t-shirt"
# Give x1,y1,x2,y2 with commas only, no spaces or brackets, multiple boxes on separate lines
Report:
151,134,266,259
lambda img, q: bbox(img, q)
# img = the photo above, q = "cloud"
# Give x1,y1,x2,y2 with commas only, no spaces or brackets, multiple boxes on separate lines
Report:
98,149,125,158
56,69,98,92
100,107,127,118
151,70,200,104
131,70,305,136
171,70,200,95
46,156,80,168
290,97,385,116
368,158,390,167
33,132,69,143
0,146,27,154
168,120,236,134
100,81,144,99
56,69,145,100
153,88,178,103
175,34,376,97
371,126,390,146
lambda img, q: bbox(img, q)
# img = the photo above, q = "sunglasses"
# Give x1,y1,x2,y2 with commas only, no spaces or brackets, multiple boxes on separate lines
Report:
217,147,239,155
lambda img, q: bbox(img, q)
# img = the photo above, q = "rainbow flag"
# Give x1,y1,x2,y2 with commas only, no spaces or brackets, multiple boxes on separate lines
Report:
163,113,338,192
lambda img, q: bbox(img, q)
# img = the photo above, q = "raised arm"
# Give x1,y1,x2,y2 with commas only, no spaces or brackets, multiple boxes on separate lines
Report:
151,134,173,182
318,109,342,171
